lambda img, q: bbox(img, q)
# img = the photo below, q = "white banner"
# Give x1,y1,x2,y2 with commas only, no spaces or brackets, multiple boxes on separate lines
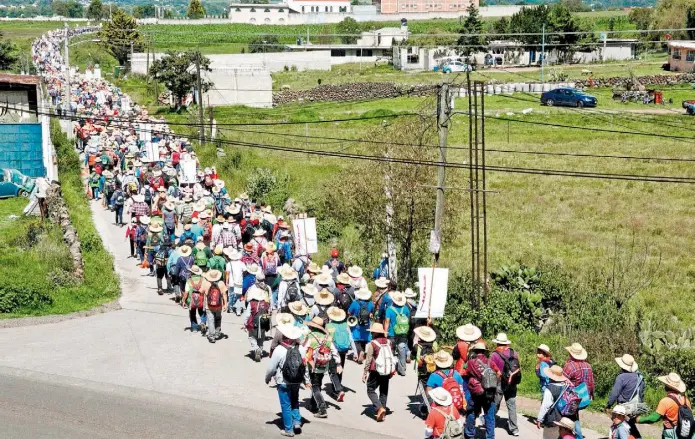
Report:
180,159,197,184
415,267,449,319
292,217,318,255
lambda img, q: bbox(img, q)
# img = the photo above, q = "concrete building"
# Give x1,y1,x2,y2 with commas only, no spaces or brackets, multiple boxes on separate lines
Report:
667,41,695,72
380,0,478,15
228,0,350,23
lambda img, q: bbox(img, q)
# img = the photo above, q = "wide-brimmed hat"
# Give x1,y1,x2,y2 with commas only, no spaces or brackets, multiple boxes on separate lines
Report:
374,277,389,289
612,405,628,416
280,265,297,281
368,322,387,335
265,214,277,225
327,306,346,322
307,262,321,274
199,211,210,220
433,350,454,369
456,323,482,342
133,194,145,203
226,205,240,215
553,417,576,433
157,186,166,192
537,344,551,355
546,365,568,382
316,273,332,286
390,291,406,307
246,285,269,302
565,343,588,361
139,215,151,225
355,288,372,301
193,200,206,212
659,372,687,393
414,326,437,343
278,323,304,341
336,272,351,285
253,228,266,237
404,287,417,298
615,354,638,372
213,244,223,255
205,269,222,282
288,301,308,316
195,241,206,251
275,312,294,327
263,241,275,253
315,290,335,306
493,333,512,345
306,317,326,331
240,192,249,200
184,223,192,230
179,245,192,257
301,284,317,297
189,265,203,276
164,201,175,211
223,248,241,260
471,341,487,351
347,266,363,278
149,223,163,233
429,387,453,407
102,170,114,179
245,263,260,275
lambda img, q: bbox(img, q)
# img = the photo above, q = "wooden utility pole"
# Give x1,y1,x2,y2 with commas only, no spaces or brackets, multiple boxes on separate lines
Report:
63,23,72,139
433,82,450,261
195,53,205,144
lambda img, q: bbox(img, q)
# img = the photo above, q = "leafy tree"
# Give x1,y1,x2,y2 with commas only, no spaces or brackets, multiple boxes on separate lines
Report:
652,0,691,39
491,17,509,36
149,51,212,107
134,4,156,18
457,4,486,56
336,17,361,44
560,0,591,12
248,35,285,53
546,3,580,62
628,7,654,30
688,6,695,39
86,0,103,20
98,10,143,67
52,0,83,18
0,31,18,70
186,0,206,19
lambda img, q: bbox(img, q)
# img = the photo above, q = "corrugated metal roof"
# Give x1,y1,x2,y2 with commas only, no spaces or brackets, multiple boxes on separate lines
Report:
0,73,41,86
668,40,695,50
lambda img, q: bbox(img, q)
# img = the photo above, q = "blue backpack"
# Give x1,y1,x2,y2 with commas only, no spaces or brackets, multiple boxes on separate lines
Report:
327,321,351,352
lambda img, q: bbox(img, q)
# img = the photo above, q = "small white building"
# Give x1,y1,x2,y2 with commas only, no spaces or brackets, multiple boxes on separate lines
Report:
228,0,350,23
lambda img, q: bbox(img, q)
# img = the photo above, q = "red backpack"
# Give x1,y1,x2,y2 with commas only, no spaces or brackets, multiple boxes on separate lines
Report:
436,370,465,411
207,282,223,310
189,278,204,309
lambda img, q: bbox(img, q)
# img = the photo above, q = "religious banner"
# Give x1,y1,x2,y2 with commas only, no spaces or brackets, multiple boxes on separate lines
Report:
292,217,318,255
415,267,449,319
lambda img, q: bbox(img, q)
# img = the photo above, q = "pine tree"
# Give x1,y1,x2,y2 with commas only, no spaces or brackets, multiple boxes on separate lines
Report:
98,10,143,67
186,0,206,19
457,5,485,57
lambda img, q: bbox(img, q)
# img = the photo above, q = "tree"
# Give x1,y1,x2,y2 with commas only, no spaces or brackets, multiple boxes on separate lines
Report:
687,6,695,39
457,4,485,56
248,35,285,53
546,3,581,63
628,7,654,30
560,0,591,12
186,0,206,19
86,0,103,20
336,17,361,44
98,10,143,67
149,51,212,107
52,0,83,18
491,17,509,36
0,31,18,70
134,4,156,18
652,0,692,39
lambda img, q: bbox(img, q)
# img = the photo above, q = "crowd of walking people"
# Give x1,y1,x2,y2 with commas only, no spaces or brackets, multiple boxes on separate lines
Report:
32,27,694,439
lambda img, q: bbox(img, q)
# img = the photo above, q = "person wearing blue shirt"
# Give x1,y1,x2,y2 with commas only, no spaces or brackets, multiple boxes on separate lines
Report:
536,344,554,396
167,244,182,297
178,223,197,246
243,264,259,295
190,218,204,241
347,288,374,363
425,352,465,391
384,292,410,376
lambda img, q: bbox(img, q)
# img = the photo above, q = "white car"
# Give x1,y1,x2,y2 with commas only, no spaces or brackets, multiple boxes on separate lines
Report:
442,61,473,73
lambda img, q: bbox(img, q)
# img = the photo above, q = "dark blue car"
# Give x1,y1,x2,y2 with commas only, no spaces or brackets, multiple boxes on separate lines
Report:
540,88,597,108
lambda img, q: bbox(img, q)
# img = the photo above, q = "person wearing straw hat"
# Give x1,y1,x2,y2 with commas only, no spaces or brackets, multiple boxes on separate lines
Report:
334,272,354,312
277,231,293,266
563,343,594,439
265,322,311,437
243,275,272,361
325,306,355,402
224,248,245,315
278,265,301,313
182,265,209,333
211,214,224,246
174,245,195,303
554,417,577,439
362,322,394,422
125,217,138,258
270,302,311,356
153,238,172,295
207,244,226,273
348,287,374,364
203,269,228,344
166,241,182,299
192,237,212,271
609,405,632,439
490,333,521,437
111,184,126,226
637,372,691,438
348,265,368,290
452,323,482,376
178,223,196,247
536,344,555,397
373,276,390,323
605,354,645,438
303,316,341,418
301,283,317,307
309,289,335,324
243,263,260,295
214,220,238,251
190,216,205,243
384,291,411,376
261,242,281,290
250,228,268,260
135,216,150,267
413,325,439,384
161,200,177,238
465,341,501,439
425,387,465,439
537,365,572,439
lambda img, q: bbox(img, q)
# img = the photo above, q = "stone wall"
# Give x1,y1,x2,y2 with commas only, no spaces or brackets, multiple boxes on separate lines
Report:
575,73,695,89
46,183,84,279
273,82,436,105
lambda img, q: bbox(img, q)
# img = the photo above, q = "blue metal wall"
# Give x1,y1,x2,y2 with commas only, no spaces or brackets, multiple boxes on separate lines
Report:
0,123,45,177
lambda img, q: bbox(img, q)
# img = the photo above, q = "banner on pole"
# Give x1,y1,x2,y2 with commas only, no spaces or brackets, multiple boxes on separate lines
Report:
292,217,318,255
415,267,449,319
180,159,197,184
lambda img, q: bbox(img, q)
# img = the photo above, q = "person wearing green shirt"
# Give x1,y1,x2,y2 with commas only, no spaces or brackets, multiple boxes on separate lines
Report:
207,245,227,272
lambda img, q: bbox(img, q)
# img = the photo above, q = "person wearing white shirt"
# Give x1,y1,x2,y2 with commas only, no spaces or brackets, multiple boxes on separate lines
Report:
211,216,223,245
224,248,245,315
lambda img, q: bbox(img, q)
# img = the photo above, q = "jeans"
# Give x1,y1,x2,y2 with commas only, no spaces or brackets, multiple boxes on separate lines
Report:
389,335,408,376
248,335,264,352
465,396,496,439
156,266,169,291
147,251,155,273
129,239,135,257
575,416,583,439
92,187,100,200
495,386,518,434
115,205,123,225
137,243,145,263
277,384,302,432
309,372,327,414
206,309,222,340
366,371,390,411
229,291,243,314
189,307,206,329
328,352,346,394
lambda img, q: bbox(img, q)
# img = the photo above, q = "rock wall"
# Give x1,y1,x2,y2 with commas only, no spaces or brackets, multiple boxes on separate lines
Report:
575,73,695,89
46,183,84,280
273,82,436,105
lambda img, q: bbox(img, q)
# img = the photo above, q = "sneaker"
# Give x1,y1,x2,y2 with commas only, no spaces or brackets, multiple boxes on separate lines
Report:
157,289,163,296
314,412,327,419
376,407,386,422
337,391,345,402
293,425,302,434
254,349,262,362
511,431,520,437
207,337,216,344
279,431,294,437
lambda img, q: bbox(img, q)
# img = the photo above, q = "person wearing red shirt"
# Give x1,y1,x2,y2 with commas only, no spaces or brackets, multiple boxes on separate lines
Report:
563,343,595,439
465,341,501,439
425,387,464,438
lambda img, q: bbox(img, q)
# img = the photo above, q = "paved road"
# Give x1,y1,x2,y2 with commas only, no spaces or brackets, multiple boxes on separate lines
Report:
0,201,602,439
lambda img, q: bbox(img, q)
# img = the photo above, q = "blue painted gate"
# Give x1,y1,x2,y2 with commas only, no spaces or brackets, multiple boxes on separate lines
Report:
0,123,45,177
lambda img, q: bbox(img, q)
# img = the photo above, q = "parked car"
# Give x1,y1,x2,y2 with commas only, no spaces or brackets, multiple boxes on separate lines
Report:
442,61,473,73
0,168,36,199
540,88,597,108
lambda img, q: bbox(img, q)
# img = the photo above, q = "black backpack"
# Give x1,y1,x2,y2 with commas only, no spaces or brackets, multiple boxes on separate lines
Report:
286,282,300,303
144,187,152,204
316,304,329,323
357,301,370,326
282,344,305,384
498,349,522,386
336,290,352,311
669,395,695,439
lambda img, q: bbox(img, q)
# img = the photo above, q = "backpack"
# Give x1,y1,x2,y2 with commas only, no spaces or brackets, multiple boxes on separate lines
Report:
315,304,329,323
328,322,350,352
189,278,204,309
207,283,223,309
437,370,465,411
471,359,498,396
310,333,332,369
262,254,278,275
203,223,212,241
669,395,694,439
208,255,226,271
497,349,522,386
336,289,352,311
144,188,152,204
357,301,371,326
155,248,168,266
194,249,208,267
433,407,463,439
373,340,396,376
248,299,270,331
554,384,581,417
390,306,409,336
282,344,306,384
136,226,148,245
115,192,125,206
285,282,300,304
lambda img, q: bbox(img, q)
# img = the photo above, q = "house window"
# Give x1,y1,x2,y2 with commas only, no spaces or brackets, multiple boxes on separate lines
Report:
407,47,419,64
264,18,271,22
357,49,373,57
325,6,328,11
301,6,304,11
688,51,695,62
673,48,681,60
331,49,347,57
264,8,270,12
235,7,241,11
250,7,256,11
278,8,284,11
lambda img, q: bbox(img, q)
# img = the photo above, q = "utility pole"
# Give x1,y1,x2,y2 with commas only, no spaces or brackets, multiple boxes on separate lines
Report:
540,23,546,83
195,52,205,144
64,23,72,139
433,82,450,262
130,41,134,73
466,71,476,306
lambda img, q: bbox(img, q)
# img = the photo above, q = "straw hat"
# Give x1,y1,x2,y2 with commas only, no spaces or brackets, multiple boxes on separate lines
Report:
246,285,269,302
537,344,551,355
223,248,241,260
404,287,417,298
355,288,372,301
288,301,309,316
414,326,437,343
546,365,568,382
275,312,294,327
278,323,304,341
659,372,687,393
492,333,512,345
315,290,335,306
240,192,249,200
368,322,387,335
280,265,298,281
195,241,206,251
215,214,225,223
612,405,628,416
193,200,206,212
265,242,276,253
226,205,240,215
565,343,588,361
189,265,203,276
213,244,223,255
149,223,163,233
316,273,332,286
336,272,351,285
164,201,175,211
471,341,488,351
306,317,326,331
139,215,151,225
456,323,482,342
553,417,576,433
179,245,192,257
615,354,638,373
347,266,363,278
265,214,277,225
374,277,389,289
307,262,321,274
428,387,453,407
253,228,266,237
327,306,346,322
301,284,317,297
433,350,454,369
205,269,223,282
157,186,166,193
212,186,221,194
199,211,210,220
102,170,114,179
246,263,260,275
390,291,406,307
133,194,145,203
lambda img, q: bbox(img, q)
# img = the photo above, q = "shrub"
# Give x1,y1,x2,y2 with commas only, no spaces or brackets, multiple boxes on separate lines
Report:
0,284,52,313
245,167,290,209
